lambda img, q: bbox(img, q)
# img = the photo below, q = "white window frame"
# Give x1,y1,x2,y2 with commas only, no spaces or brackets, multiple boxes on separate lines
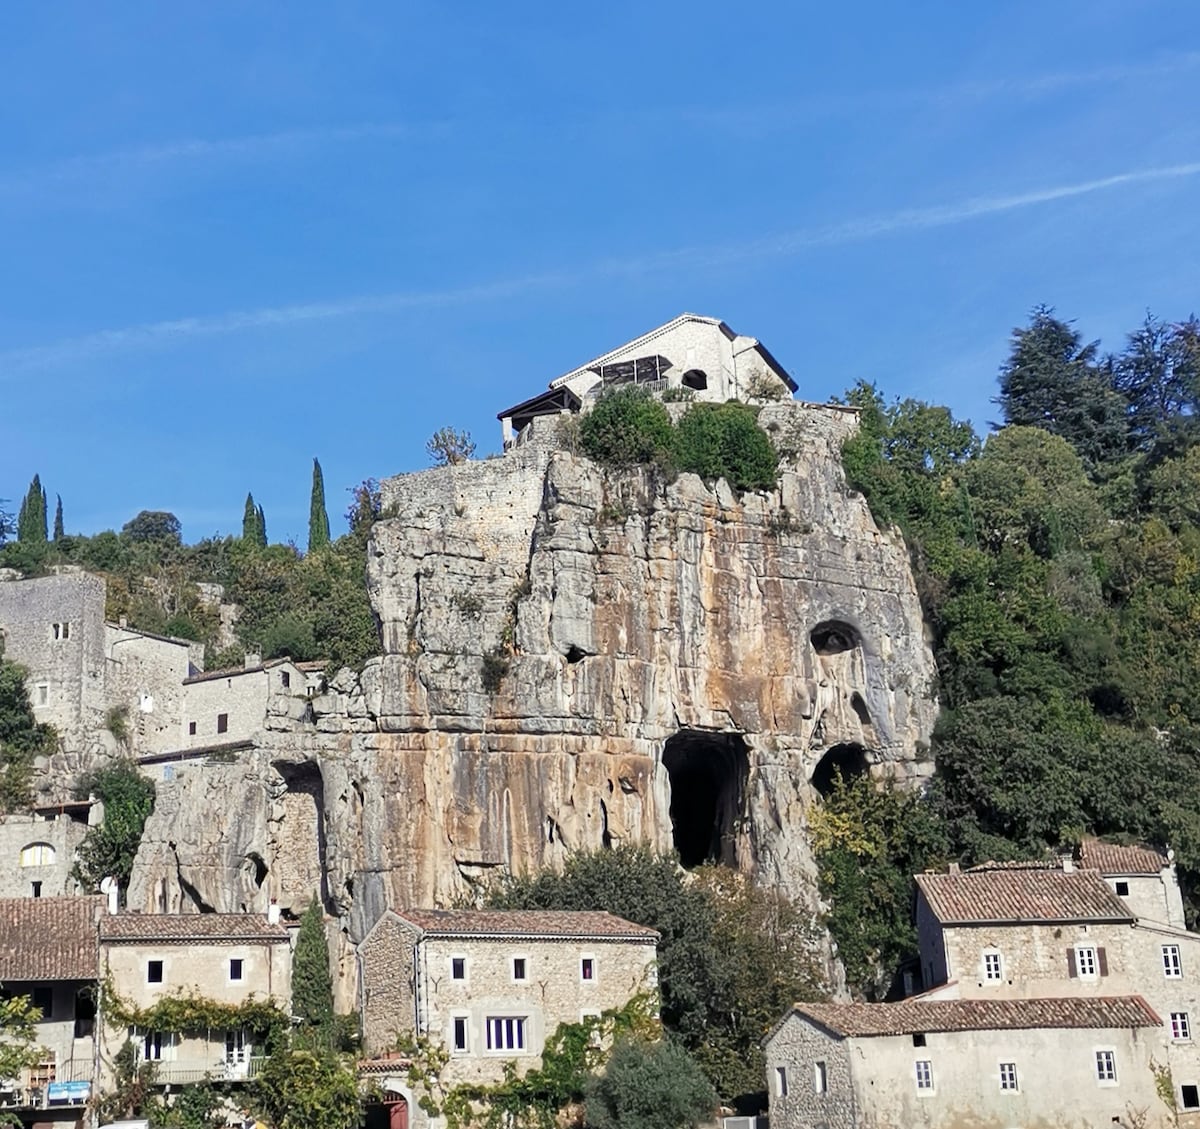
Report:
773,1065,788,1098
511,954,530,984
982,949,1003,982
814,1060,828,1094
1164,945,1183,979
1181,1083,1200,1111
228,956,245,984
1172,1012,1192,1041
580,953,597,983
1095,1048,1118,1086
450,1012,470,1055
19,842,55,867
1075,944,1098,980
225,1028,251,1065
915,1059,934,1094
485,1015,528,1054
449,954,468,982
138,1030,177,1062
999,1062,1018,1092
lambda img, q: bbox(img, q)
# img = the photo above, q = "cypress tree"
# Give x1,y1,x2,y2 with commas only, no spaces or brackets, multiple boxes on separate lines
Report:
308,458,330,552
242,493,259,542
291,894,334,1031
52,496,64,541
255,504,267,548
17,476,47,544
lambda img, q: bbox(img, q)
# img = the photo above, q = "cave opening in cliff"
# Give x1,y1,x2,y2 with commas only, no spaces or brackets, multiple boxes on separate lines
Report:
274,760,331,913
662,730,749,869
810,620,860,656
811,742,871,799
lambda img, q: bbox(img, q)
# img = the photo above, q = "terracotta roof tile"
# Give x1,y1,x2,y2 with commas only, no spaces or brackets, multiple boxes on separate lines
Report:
791,996,1161,1038
915,869,1133,925
0,896,104,981
393,909,658,941
1080,839,1168,877
100,913,289,943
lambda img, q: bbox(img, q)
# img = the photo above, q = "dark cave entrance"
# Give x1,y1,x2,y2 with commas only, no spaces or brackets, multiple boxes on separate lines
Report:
662,730,749,869
811,742,871,799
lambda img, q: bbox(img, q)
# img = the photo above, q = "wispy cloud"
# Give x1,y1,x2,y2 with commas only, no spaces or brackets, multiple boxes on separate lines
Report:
4,160,1198,373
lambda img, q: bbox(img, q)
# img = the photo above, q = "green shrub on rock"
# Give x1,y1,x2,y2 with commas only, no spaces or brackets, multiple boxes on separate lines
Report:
580,387,675,469
674,401,778,491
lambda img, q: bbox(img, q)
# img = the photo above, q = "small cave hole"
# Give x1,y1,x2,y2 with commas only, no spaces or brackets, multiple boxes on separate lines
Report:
565,644,588,664
662,730,749,869
810,620,860,656
244,853,269,889
811,743,871,799
849,692,871,726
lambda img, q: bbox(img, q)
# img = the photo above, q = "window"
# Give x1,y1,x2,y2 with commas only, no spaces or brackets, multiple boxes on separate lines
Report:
983,950,1003,981
229,958,244,982
1172,1012,1191,1041
999,1062,1018,1092
912,1033,927,1047
1115,880,1130,896
814,1060,827,1094
36,684,49,706
1164,945,1183,978
226,1029,249,1065
20,842,55,867
774,1065,789,1097
217,713,229,734
147,960,164,984
52,622,70,641
581,956,596,982
1095,1049,1117,1084
32,987,52,1019
452,1015,469,1053
188,721,197,736
485,1016,526,1053
281,671,291,689
512,957,527,982
74,989,96,1039
451,956,466,981
1182,1084,1200,1110
915,1060,934,1093
31,881,41,898
141,1031,174,1061
1076,945,1098,979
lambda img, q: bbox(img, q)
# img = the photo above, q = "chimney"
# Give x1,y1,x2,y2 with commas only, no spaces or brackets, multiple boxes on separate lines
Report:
948,861,960,875
244,651,262,670
267,899,281,925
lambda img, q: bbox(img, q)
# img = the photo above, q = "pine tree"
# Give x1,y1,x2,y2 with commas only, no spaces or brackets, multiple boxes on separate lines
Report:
17,476,47,544
291,894,334,1032
308,459,330,552
52,495,63,541
255,504,267,548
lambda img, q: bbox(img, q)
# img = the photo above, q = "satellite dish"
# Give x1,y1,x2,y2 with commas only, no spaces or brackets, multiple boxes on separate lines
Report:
99,877,116,893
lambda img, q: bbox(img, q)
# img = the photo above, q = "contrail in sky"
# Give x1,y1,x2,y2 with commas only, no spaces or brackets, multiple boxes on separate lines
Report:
3,160,1198,372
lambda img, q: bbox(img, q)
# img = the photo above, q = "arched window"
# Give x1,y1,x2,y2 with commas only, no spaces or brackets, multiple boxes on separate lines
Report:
20,842,56,867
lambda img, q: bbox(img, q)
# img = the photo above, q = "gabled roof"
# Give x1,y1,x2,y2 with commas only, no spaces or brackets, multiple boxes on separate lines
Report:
388,909,658,942
784,995,1161,1040
100,913,289,943
1080,839,1169,877
183,656,324,685
548,313,798,393
0,896,104,981
915,869,1133,926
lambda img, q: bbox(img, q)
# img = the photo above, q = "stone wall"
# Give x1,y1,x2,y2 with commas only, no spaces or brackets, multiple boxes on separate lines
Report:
764,1013,856,1129
0,813,87,898
359,914,420,1053
104,625,193,754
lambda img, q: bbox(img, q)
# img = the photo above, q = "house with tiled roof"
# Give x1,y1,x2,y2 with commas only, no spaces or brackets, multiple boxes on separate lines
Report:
1079,837,1186,927
765,994,1170,1129
0,896,105,1121
495,313,797,449
356,907,659,1114
98,909,292,1090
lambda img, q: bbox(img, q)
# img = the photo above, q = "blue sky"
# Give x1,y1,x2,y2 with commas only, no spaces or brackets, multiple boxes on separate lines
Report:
2,2,1198,543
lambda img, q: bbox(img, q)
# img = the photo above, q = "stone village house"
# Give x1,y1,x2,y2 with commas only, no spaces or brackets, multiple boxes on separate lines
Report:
765,840,1200,1129
356,909,659,1129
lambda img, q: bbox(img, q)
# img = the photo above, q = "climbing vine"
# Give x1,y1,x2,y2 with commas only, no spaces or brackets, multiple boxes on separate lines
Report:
103,979,289,1048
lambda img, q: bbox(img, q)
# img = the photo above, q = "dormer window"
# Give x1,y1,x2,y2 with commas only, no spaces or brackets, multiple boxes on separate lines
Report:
982,949,1003,982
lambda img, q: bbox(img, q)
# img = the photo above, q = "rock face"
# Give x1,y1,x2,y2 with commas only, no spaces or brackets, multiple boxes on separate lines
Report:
128,402,938,984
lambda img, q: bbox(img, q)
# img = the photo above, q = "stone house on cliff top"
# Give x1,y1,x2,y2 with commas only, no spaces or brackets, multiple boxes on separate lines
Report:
496,312,798,448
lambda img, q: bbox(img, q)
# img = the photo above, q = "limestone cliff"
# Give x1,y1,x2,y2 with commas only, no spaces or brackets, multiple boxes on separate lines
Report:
127,402,938,975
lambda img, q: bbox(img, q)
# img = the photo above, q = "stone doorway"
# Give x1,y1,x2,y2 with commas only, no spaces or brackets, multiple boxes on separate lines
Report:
662,730,749,869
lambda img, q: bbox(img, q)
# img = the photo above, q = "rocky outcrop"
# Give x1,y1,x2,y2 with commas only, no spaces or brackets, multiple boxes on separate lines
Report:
128,402,938,975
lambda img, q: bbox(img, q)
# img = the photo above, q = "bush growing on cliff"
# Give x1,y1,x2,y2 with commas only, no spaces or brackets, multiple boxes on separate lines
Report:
674,401,778,491
73,761,155,894
580,387,675,469
585,1038,716,1129
0,658,56,811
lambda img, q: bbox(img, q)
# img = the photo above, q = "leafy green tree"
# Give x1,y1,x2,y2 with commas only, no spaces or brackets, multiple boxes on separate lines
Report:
17,474,48,544
426,427,477,466
580,388,675,469
674,401,778,490
1111,312,1200,459
0,658,56,811
346,478,382,541
121,510,182,545
292,894,334,1033
584,1038,715,1129
73,761,156,893
254,1047,361,1129
52,495,64,540
996,305,1129,471
309,458,331,552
